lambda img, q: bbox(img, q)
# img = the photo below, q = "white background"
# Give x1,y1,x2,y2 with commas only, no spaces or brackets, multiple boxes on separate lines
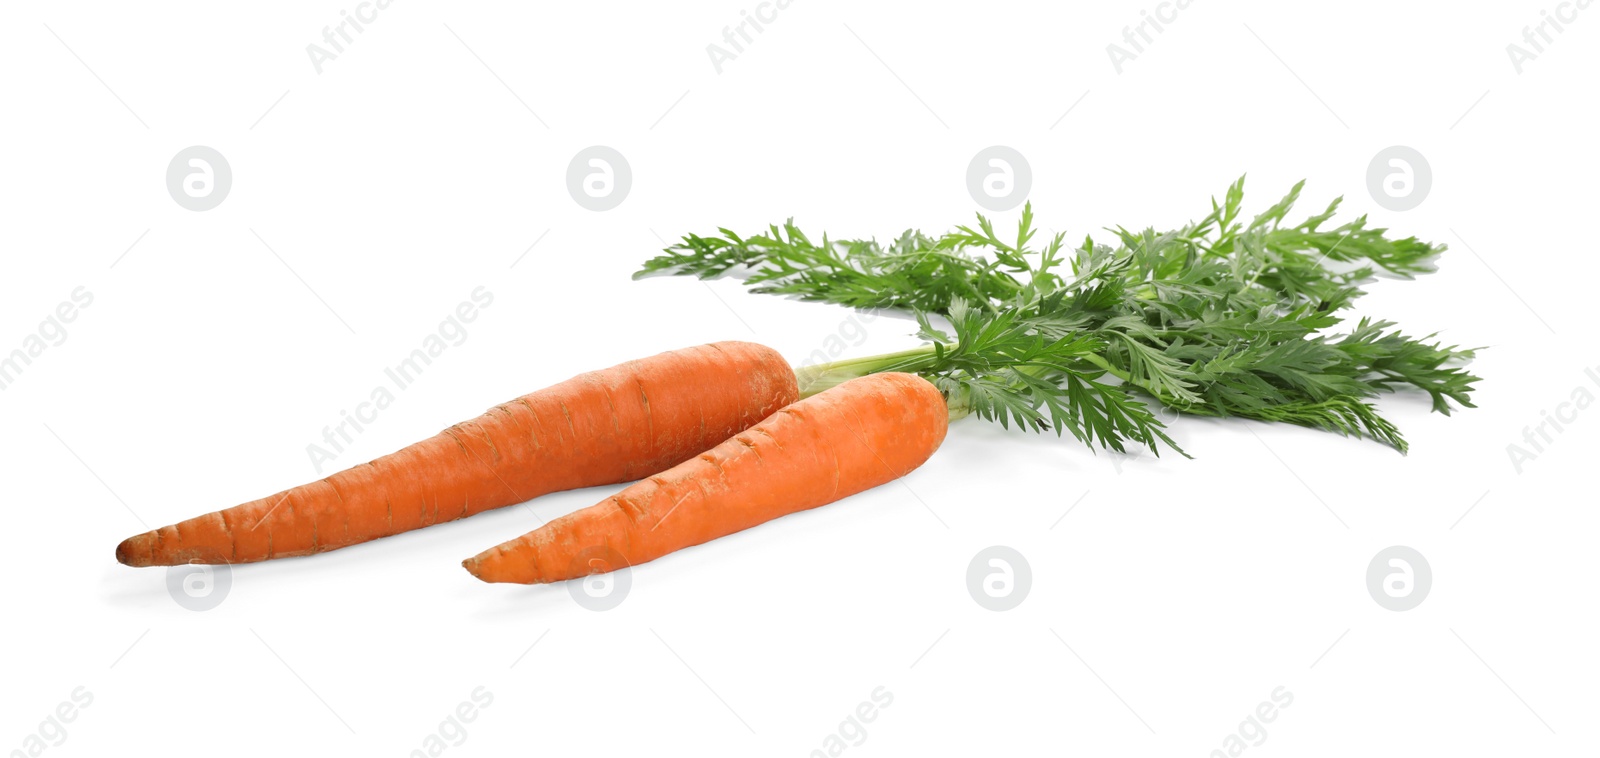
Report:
2,1,1596,756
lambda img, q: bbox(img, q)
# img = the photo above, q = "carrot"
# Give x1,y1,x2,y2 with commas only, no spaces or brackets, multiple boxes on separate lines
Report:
462,372,948,584
115,342,798,567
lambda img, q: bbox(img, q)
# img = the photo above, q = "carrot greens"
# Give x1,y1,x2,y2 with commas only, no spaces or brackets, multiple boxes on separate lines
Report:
637,178,1479,456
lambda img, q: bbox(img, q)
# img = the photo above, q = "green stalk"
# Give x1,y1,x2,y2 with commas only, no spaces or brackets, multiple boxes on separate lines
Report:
794,341,1180,424
794,345,939,397
796,344,1163,398
794,344,981,421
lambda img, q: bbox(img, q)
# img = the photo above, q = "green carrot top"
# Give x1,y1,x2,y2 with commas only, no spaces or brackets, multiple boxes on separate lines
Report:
636,178,1479,456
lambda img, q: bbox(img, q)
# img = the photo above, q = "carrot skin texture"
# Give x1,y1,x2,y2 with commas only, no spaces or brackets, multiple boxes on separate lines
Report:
115,342,798,567
463,372,948,584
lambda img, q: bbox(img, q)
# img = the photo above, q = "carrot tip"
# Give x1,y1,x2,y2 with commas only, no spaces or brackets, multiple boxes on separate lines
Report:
115,535,147,567
462,546,541,584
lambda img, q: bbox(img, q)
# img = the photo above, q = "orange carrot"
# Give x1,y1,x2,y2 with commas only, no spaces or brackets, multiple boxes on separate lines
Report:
115,342,798,567
462,372,948,584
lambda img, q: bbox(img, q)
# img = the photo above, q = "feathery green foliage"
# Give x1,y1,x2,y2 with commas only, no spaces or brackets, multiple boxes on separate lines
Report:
636,178,1478,455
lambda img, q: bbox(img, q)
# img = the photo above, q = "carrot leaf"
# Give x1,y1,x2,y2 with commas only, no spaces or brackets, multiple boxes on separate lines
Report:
639,178,1479,455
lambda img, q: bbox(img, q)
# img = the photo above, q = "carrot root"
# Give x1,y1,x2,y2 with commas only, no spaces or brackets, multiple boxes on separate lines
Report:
116,341,798,567
462,372,948,584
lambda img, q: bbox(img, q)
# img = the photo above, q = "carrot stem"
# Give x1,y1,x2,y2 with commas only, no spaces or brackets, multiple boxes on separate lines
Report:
794,345,937,397
794,342,1164,421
